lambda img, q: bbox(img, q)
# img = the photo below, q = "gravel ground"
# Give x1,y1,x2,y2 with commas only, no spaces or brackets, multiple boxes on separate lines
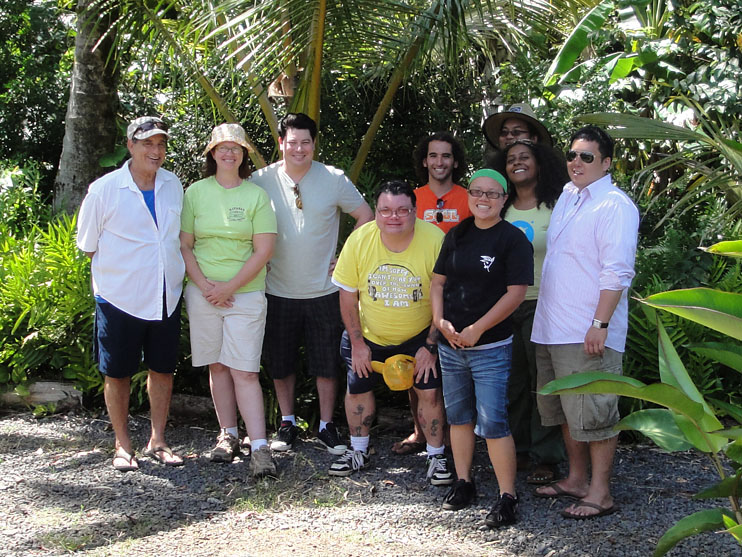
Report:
0,409,739,556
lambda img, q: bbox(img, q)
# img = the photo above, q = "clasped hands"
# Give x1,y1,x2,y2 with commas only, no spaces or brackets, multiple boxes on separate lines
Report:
200,279,235,308
437,319,482,349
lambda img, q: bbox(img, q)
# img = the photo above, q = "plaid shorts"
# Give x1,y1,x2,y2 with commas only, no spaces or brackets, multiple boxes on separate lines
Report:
263,292,343,379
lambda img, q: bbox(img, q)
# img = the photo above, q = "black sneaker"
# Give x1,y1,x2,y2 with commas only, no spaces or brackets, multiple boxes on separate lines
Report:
270,421,300,452
317,423,347,455
328,449,369,476
485,493,519,528
441,479,476,511
426,454,454,485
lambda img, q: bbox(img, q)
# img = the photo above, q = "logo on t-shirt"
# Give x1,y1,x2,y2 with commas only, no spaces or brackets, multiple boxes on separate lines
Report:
367,264,423,307
480,255,495,272
511,219,535,242
227,206,246,222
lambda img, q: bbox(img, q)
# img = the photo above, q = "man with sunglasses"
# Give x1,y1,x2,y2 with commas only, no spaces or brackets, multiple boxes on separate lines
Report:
250,113,373,455
412,131,471,234
77,116,186,471
328,180,452,486
531,126,639,519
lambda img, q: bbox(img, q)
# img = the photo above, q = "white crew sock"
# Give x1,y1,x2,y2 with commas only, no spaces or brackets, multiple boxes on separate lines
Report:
350,435,369,453
427,444,445,456
251,439,268,451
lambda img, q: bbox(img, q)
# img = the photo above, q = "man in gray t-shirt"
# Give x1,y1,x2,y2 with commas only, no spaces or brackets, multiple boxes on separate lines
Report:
250,113,373,455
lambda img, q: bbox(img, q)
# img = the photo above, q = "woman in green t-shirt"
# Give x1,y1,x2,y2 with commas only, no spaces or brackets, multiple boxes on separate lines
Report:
492,140,568,486
180,123,278,478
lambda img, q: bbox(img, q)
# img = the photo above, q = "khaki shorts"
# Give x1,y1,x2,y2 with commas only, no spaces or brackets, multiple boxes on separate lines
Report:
185,282,267,372
535,343,622,442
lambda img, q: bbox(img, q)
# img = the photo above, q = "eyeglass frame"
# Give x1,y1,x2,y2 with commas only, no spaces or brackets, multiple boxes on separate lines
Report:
377,206,413,218
468,188,506,200
215,145,244,154
292,184,303,210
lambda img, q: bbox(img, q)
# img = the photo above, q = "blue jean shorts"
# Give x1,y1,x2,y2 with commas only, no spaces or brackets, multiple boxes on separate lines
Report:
439,342,512,439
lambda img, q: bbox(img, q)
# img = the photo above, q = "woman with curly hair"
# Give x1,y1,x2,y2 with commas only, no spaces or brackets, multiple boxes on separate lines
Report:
491,139,568,486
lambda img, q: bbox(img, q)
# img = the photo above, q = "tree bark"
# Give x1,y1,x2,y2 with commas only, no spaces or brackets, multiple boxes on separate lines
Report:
54,0,119,213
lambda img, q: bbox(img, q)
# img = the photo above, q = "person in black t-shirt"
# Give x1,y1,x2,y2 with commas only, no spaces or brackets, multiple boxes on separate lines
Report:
430,169,533,529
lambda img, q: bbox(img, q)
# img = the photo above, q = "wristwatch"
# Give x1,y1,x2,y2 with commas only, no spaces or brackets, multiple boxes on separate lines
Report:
591,318,609,329
424,342,438,355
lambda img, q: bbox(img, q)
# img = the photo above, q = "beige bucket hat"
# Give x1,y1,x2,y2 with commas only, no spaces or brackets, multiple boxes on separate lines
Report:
203,123,252,155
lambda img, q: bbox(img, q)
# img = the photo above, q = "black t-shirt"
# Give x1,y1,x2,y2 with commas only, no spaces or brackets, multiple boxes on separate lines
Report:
433,218,534,346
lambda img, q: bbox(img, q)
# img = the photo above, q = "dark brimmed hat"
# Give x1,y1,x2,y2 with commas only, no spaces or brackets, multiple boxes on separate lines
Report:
482,103,553,148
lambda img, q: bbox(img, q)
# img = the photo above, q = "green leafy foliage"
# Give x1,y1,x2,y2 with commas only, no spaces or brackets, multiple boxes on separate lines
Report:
541,241,742,554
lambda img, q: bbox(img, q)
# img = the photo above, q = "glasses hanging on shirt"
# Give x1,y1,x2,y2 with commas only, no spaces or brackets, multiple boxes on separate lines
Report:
292,184,303,210
435,198,445,222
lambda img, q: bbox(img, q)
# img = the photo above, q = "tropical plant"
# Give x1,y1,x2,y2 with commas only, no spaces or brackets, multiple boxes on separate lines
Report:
541,240,742,555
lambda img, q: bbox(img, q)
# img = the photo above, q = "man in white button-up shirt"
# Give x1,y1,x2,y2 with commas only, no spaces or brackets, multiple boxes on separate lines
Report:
77,116,186,472
531,126,639,519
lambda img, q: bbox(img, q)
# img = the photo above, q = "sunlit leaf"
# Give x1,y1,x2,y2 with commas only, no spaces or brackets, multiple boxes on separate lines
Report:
655,509,734,556
615,409,693,451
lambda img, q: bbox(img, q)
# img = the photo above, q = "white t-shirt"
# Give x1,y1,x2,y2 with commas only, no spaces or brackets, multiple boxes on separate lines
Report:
531,174,639,352
250,161,366,299
76,161,185,320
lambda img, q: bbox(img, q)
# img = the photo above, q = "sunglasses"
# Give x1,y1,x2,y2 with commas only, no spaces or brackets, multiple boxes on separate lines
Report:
565,150,595,163
292,184,302,210
134,120,169,135
435,198,444,223
468,189,505,200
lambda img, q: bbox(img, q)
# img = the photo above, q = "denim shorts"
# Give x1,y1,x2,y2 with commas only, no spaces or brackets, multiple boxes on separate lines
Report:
439,342,512,439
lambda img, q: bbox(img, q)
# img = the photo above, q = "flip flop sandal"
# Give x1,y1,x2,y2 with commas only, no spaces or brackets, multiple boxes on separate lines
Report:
391,440,425,455
527,463,559,485
143,446,184,467
533,481,582,499
112,448,139,472
561,500,619,520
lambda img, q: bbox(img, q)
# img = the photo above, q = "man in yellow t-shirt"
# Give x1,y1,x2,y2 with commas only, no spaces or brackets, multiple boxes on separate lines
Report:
328,181,453,486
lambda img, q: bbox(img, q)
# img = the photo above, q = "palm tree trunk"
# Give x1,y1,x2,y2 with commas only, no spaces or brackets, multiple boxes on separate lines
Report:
54,0,119,212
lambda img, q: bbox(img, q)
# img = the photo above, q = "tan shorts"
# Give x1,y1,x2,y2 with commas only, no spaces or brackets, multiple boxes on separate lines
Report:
535,343,622,442
184,282,267,372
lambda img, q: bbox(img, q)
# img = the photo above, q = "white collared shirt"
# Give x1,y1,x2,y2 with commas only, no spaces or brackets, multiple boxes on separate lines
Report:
531,174,639,352
76,161,185,320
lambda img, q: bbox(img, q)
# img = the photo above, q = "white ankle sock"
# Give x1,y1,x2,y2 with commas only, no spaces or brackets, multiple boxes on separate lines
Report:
319,420,329,432
251,439,267,451
282,415,296,426
350,435,369,453
427,444,444,456
223,427,239,438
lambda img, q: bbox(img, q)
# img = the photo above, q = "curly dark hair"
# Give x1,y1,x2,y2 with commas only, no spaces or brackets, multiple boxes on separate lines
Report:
202,148,252,179
412,131,466,185
490,140,567,214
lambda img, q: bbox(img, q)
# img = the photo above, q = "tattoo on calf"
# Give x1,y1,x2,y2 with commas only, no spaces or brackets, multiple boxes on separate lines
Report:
353,405,364,416
362,414,375,429
430,419,440,438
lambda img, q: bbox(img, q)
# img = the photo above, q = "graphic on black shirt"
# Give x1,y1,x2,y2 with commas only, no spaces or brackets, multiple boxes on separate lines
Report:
367,264,423,307
480,255,495,272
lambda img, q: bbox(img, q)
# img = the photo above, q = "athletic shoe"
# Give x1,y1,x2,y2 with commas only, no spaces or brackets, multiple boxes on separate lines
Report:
328,449,369,477
270,421,300,452
249,446,277,478
426,454,454,486
485,493,519,528
209,431,239,462
441,479,476,511
317,423,347,455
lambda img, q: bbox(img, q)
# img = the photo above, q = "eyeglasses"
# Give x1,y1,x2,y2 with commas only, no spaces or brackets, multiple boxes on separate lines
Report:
468,189,505,199
566,150,595,163
377,207,413,218
435,199,445,223
134,120,169,136
499,128,529,138
292,184,302,210
216,146,243,154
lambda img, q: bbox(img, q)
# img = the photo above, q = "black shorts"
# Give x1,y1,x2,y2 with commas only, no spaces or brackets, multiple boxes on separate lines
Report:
94,298,182,378
263,292,343,379
341,329,442,395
